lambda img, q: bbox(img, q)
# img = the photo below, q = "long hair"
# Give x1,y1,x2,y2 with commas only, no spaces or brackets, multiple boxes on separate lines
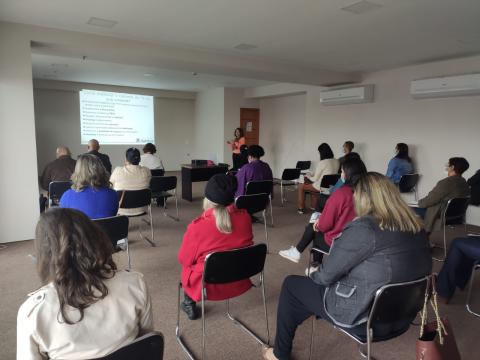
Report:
35,208,117,324
395,143,411,163
342,157,367,186
318,143,334,160
354,172,423,233
203,198,232,234
71,154,111,191
234,127,244,139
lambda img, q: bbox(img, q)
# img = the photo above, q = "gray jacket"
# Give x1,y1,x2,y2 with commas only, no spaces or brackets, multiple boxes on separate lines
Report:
311,216,432,327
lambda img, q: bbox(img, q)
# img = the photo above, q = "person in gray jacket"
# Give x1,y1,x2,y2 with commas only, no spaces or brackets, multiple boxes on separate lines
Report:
262,172,432,360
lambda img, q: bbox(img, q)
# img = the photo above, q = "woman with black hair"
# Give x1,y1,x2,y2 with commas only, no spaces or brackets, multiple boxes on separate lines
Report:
297,143,339,213
227,127,246,170
386,143,413,184
280,158,367,269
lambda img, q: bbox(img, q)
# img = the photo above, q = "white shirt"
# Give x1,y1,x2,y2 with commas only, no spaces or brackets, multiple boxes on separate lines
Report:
140,153,162,170
310,158,340,190
17,271,153,360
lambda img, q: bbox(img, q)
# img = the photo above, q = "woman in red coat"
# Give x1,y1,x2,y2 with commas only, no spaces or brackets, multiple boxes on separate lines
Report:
178,174,253,320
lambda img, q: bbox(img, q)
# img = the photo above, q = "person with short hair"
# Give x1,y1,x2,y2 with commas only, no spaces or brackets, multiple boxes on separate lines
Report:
262,173,432,360
416,157,470,234
178,174,253,320
140,143,163,170
386,143,414,184
110,148,152,216
87,139,112,174
59,154,118,219
17,208,153,359
338,141,360,167
227,127,246,170
235,145,273,198
297,143,339,214
39,146,76,191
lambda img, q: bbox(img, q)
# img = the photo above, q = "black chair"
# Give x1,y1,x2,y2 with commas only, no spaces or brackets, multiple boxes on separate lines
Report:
150,168,165,177
433,197,470,261
95,331,164,360
273,168,301,205
466,258,480,317
48,181,72,207
176,244,269,360
94,216,131,269
118,189,155,247
296,161,311,175
320,174,341,189
235,194,270,250
246,180,274,226
309,276,429,360
399,174,420,200
150,176,179,221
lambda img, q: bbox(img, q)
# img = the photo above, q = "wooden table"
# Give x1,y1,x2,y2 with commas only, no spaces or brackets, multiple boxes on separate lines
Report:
181,164,229,201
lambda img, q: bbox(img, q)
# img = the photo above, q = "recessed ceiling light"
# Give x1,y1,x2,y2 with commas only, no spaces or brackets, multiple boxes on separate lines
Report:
341,1,382,14
234,43,258,51
143,73,154,77
86,17,118,28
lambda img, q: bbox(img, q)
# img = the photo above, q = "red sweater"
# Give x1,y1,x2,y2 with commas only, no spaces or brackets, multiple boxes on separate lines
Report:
315,185,356,246
178,205,253,302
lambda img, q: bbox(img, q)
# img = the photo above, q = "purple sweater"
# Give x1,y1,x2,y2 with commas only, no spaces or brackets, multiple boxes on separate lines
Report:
235,160,273,198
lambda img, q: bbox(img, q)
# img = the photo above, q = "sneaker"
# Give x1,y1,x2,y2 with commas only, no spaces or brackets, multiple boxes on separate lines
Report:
181,301,199,320
297,208,305,214
279,246,301,263
305,265,319,276
262,347,279,360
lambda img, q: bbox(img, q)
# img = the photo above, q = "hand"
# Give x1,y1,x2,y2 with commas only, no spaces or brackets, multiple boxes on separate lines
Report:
313,220,319,232
227,141,232,144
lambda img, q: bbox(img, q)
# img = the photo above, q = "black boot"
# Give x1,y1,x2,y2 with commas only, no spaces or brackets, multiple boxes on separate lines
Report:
181,294,199,320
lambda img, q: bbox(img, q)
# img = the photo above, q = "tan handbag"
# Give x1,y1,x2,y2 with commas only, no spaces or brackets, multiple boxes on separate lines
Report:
416,276,461,360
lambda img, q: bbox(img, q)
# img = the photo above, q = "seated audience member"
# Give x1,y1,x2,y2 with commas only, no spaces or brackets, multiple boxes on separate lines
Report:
262,172,432,360
17,208,153,359
60,154,118,219
235,145,273,198
415,157,470,234
297,143,339,214
110,148,152,216
87,138,112,174
39,146,76,191
338,140,360,167
178,174,253,320
436,235,480,303
386,142,414,184
140,142,163,169
468,169,480,205
279,158,367,267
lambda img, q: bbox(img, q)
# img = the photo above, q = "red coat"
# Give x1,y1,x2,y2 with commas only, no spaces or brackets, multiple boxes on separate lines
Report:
178,205,254,302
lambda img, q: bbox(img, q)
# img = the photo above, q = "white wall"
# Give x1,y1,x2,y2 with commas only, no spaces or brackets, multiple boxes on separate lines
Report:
0,23,39,243
34,81,195,171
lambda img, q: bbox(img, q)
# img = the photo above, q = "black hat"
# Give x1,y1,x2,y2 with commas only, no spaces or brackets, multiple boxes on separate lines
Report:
126,148,141,165
205,174,237,206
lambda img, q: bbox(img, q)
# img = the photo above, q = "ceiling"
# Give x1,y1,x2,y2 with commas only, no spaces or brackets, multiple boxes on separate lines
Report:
31,54,274,91
2,0,480,82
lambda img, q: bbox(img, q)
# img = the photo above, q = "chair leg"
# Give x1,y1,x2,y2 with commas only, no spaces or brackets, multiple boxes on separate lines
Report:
280,183,285,206
433,222,447,262
263,210,269,253
176,284,195,360
126,238,131,270
308,316,315,360
269,196,274,227
260,272,270,346
466,265,480,317
201,290,206,360
175,191,179,221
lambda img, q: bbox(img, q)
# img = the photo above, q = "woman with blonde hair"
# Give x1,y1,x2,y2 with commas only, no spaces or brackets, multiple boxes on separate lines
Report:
60,154,118,219
263,172,432,360
178,174,253,320
17,208,153,359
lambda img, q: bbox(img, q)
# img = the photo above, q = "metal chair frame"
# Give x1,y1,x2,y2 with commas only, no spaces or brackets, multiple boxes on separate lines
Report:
176,244,270,360
466,260,480,317
398,173,420,201
246,180,274,226
296,161,311,176
309,276,429,360
150,176,179,221
94,331,164,360
235,194,270,251
94,215,131,270
274,168,301,206
307,246,331,277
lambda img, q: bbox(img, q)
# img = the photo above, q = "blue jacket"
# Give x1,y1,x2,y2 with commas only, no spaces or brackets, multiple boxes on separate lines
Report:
386,157,413,184
60,186,119,219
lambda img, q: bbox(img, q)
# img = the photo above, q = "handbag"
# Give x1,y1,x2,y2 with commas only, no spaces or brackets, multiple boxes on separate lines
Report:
416,276,461,360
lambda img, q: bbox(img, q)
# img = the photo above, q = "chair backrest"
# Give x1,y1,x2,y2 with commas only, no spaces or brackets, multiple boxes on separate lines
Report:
235,193,270,214
150,176,177,192
398,174,419,193
150,169,165,177
191,159,208,166
48,181,72,204
296,161,311,171
443,197,470,225
118,189,152,209
320,174,340,188
203,243,267,285
93,216,129,248
281,168,301,181
95,331,164,360
368,276,428,328
246,180,273,196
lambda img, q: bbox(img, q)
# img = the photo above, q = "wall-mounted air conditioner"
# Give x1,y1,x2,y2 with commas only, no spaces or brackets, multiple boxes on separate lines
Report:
320,84,374,106
410,73,480,99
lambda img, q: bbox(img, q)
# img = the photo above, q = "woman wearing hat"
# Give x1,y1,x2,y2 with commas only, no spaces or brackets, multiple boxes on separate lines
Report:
178,174,253,320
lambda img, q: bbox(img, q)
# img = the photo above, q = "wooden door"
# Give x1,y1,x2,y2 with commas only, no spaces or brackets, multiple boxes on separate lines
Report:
240,108,259,146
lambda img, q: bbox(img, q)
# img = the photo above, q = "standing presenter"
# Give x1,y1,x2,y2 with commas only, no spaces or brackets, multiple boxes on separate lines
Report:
227,127,246,170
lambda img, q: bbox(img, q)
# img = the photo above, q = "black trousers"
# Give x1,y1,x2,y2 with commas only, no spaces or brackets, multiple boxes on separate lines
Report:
296,223,330,263
273,275,366,360
232,153,242,170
